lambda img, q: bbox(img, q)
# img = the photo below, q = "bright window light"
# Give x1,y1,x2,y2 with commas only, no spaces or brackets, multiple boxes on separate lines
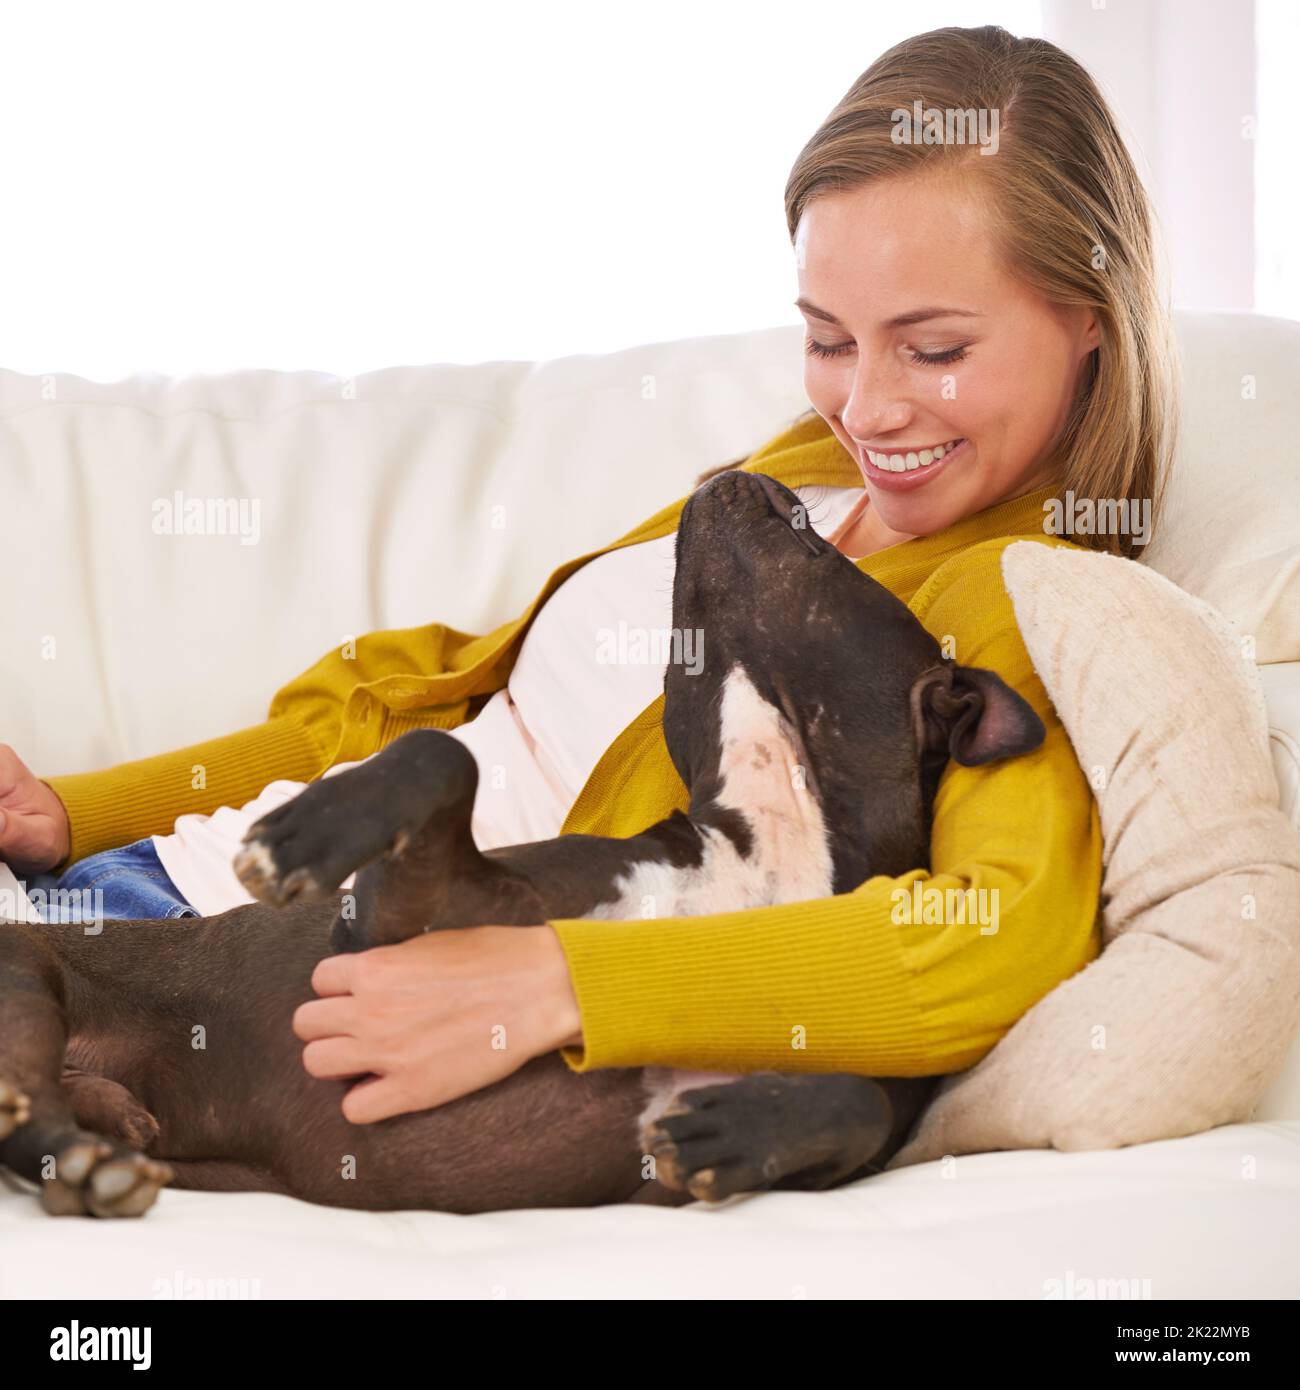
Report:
1255,0,1300,319
0,0,1041,379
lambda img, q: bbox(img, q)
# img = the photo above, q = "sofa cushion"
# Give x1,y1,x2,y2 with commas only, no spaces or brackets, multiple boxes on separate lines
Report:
1144,310,1300,664
889,541,1300,1165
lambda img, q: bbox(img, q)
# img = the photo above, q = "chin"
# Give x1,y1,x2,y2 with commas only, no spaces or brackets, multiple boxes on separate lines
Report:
867,486,964,538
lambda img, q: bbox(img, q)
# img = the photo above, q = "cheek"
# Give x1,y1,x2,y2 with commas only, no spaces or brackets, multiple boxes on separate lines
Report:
956,352,1072,488
951,355,1048,437
938,368,996,434
996,334,1079,430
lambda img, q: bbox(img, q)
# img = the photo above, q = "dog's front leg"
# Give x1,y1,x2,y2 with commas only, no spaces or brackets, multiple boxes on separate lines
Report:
233,729,547,951
234,729,481,910
233,728,553,956
232,728,696,953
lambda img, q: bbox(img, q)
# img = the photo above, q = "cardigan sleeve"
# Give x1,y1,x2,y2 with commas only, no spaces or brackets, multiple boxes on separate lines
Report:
42,620,483,869
548,539,1104,1077
44,715,335,871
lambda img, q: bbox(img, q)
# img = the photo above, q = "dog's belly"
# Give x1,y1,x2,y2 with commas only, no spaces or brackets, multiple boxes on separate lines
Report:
263,1054,649,1212
56,905,649,1212
69,1043,649,1214
130,1055,649,1212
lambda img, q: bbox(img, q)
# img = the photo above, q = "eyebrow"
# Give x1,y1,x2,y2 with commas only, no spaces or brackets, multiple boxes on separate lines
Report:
794,298,982,329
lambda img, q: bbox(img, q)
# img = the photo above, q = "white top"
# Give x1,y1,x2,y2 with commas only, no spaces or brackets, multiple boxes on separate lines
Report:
152,484,869,915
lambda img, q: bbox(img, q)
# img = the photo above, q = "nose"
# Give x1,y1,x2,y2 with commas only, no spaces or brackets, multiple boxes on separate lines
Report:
839,354,913,444
752,472,823,554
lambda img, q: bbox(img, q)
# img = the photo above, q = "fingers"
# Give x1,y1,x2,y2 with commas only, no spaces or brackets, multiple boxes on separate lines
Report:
0,745,70,874
340,1075,409,1126
300,1036,372,1082
310,952,359,997
292,994,357,1042
311,940,409,996
0,808,62,876
0,742,26,796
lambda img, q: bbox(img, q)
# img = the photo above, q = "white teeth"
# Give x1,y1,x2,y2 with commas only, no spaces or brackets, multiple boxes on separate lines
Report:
867,439,960,471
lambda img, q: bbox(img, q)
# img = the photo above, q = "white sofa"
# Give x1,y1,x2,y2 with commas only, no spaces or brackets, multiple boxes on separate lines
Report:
2,311,1298,1299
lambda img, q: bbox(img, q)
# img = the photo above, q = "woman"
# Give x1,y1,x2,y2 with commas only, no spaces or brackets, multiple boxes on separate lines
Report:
0,27,1174,1154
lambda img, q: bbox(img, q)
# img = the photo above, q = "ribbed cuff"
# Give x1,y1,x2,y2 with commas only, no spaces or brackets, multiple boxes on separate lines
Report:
45,715,329,868
550,888,935,1076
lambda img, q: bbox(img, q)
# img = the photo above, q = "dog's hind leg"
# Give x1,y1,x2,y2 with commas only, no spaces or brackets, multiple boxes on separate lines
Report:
0,924,172,1217
61,1068,161,1151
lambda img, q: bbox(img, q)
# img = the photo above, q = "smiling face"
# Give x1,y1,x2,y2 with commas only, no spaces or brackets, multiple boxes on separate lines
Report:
795,170,1100,543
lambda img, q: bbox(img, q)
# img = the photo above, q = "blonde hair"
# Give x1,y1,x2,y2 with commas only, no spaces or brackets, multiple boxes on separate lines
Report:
701,24,1177,559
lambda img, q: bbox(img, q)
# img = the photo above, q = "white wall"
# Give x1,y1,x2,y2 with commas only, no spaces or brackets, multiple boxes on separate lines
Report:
1042,0,1260,312
0,0,1040,378
1,1,1289,377
1255,0,1300,319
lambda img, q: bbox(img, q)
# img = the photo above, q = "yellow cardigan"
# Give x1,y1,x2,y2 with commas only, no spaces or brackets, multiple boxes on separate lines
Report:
46,412,1102,1078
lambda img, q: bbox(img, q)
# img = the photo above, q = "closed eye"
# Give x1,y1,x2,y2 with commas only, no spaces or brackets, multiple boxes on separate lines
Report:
804,337,970,367
908,344,969,366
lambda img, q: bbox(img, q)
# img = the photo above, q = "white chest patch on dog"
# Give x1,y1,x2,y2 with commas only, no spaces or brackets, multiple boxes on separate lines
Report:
584,662,835,922
587,662,839,1146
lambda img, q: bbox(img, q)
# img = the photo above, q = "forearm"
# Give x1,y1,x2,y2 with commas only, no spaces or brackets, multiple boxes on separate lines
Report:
44,617,493,870
44,714,331,867
552,880,929,1073
551,844,1102,1077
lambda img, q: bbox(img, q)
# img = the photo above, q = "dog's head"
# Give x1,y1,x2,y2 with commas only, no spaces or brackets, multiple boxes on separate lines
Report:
663,469,1044,890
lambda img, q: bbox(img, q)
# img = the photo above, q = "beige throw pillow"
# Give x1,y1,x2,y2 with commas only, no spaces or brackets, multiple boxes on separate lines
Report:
889,541,1300,1166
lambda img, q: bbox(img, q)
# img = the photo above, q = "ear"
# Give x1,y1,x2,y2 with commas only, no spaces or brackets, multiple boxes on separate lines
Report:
909,662,1046,767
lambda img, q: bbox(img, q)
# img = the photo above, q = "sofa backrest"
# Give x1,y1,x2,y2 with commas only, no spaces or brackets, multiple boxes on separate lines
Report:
1,310,1296,780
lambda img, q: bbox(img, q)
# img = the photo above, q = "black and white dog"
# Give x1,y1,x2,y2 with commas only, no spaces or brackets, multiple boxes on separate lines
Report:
0,470,1042,1216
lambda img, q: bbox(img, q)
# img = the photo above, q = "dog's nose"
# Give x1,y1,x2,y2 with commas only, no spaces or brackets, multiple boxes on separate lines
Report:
752,471,793,518
752,472,823,555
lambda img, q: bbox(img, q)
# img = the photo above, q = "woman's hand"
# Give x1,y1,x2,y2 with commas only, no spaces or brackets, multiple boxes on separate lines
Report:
292,924,582,1124
0,744,71,874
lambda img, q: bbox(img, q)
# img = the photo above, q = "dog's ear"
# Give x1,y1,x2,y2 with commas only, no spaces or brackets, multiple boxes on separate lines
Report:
910,662,1046,767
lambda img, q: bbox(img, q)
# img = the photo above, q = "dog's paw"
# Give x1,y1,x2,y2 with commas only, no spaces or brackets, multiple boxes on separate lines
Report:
41,1133,173,1218
232,784,356,905
643,1072,889,1202
642,1074,796,1202
232,831,333,907
233,775,411,908
0,1078,31,1142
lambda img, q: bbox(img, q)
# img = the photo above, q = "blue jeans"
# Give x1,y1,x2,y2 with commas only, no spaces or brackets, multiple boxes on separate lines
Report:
27,837,199,924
